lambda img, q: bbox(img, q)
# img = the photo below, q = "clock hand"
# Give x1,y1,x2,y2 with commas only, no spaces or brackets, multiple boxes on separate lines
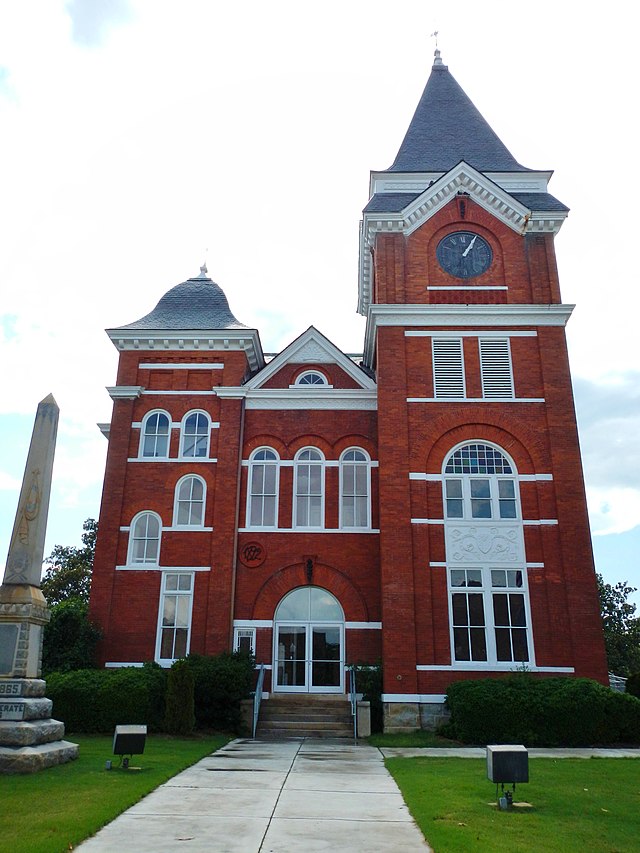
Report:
461,235,477,258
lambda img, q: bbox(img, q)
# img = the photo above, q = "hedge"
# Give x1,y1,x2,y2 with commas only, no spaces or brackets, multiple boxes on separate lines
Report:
626,672,640,699
47,663,167,733
443,676,640,746
185,651,254,731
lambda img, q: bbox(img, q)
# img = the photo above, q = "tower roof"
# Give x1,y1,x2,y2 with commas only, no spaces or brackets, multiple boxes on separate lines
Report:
388,51,531,173
113,266,248,332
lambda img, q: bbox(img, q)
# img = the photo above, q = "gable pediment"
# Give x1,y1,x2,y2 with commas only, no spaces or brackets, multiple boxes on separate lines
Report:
246,326,375,391
358,162,568,315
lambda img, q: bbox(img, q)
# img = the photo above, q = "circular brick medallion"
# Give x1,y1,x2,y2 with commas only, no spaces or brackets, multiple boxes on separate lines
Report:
239,541,266,568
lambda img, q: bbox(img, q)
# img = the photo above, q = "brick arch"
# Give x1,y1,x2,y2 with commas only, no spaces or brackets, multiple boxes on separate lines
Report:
252,562,369,622
243,435,289,458
421,415,549,475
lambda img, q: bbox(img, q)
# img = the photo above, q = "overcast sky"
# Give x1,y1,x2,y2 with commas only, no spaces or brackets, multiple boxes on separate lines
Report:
1,1,638,605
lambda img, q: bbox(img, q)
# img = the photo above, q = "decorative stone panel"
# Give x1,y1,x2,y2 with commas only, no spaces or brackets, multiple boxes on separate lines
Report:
445,523,524,563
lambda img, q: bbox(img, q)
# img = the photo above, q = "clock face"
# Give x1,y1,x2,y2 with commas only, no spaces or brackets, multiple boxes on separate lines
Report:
436,231,493,279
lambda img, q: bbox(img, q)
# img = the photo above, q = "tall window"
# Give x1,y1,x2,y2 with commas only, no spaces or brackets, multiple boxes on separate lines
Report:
449,568,529,663
157,572,193,663
443,443,518,520
340,448,371,528
432,337,465,398
479,338,514,399
180,411,210,458
128,512,161,564
247,448,279,527
173,475,206,527
294,448,324,528
141,411,171,458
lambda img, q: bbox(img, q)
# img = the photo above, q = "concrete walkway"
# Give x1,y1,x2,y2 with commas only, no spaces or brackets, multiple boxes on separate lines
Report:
78,738,432,853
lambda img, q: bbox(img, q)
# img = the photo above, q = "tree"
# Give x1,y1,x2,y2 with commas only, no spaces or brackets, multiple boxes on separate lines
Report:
596,573,640,677
41,518,101,674
41,518,97,606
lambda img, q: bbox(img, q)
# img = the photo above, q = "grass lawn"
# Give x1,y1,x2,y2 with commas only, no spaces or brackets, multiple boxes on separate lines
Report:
386,756,640,853
0,733,229,853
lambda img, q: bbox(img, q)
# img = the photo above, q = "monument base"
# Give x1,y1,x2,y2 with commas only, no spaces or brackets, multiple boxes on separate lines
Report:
0,677,78,774
0,740,79,774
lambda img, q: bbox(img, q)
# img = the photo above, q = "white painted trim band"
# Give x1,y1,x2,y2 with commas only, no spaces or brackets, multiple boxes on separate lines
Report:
416,664,575,673
407,397,545,403
405,330,538,338
138,362,224,369
427,286,508,291
115,565,211,571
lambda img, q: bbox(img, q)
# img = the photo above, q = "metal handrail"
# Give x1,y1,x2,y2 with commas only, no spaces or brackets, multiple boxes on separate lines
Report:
347,665,357,744
252,664,266,738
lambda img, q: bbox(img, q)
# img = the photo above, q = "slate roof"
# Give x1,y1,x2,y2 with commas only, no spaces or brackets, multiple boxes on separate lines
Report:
388,58,530,173
363,190,569,215
113,272,248,331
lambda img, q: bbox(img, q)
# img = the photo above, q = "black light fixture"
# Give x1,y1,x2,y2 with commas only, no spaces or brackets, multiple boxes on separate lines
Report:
487,744,529,809
111,724,147,769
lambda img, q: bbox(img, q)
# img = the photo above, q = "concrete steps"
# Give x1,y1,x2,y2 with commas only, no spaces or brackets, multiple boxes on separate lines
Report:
256,694,354,739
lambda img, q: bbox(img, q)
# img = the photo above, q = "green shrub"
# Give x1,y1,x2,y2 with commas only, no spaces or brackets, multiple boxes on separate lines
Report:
185,651,254,732
352,663,383,733
47,663,167,733
165,659,195,735
42,600,101,674
626,672,640,698
445,675,640,746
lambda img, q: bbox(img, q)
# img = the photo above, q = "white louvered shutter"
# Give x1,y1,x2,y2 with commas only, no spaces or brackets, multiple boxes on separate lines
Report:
479,338,514,398
432,338,465,398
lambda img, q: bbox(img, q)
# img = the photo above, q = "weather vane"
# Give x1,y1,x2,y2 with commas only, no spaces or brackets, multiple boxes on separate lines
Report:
430,30,439,50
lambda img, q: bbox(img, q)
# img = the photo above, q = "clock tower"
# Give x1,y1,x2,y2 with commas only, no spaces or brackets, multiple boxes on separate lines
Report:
360,50,607,730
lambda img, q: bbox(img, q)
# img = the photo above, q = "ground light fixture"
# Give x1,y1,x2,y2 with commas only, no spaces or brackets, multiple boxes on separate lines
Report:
106,724,147,770
486,744,529,809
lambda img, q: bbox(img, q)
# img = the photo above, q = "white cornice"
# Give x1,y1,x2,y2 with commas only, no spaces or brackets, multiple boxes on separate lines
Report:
107,386,144,400
214,387,377,410
358,162,567,315
106,328,265,372
97,422,111,439
369,169,554,197
363,303,574,367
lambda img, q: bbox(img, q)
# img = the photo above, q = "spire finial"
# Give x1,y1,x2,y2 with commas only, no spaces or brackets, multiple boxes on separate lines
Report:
430,30,444,67
198,247,209,279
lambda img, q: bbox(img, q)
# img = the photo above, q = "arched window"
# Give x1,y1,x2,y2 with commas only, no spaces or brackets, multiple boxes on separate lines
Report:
340,448,371,528
443,443,517,520
295,370,328,386
128,512,161,564
247,448,279,527
180,411,210,458
294,448,324,528
140,411,171,458
441,442,530,666
173,475,206,527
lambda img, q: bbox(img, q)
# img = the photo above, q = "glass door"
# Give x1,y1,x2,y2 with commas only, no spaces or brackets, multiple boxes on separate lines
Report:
310,625,342,692
275,625,308,691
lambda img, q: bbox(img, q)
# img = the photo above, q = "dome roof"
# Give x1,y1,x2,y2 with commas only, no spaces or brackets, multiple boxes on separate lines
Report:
115,268,248,331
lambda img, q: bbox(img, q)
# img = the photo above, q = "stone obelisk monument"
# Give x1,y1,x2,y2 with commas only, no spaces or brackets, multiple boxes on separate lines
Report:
0,395,78,773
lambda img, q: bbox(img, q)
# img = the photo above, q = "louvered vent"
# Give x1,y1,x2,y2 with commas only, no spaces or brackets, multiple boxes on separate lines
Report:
479,338,514,398
432,338,465,398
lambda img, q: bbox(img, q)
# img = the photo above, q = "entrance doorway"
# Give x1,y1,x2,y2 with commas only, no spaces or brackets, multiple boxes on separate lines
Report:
273,587,344,693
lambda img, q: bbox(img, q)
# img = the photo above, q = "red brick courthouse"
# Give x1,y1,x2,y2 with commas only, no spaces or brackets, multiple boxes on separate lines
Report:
89,52,608,730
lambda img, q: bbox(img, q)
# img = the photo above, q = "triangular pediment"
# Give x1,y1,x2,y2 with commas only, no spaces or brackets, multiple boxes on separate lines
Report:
247,326,376,390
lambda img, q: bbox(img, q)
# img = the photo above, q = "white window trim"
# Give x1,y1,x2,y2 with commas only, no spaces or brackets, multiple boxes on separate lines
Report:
179,410,212,459
292,370,330,387
172,474,207,529
293,447,325,530
446,566,536,668
127,511,162,566
339,447,372,530
246,447,280,529
155,571,195,666
233,627,256,654
139,410,171,459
